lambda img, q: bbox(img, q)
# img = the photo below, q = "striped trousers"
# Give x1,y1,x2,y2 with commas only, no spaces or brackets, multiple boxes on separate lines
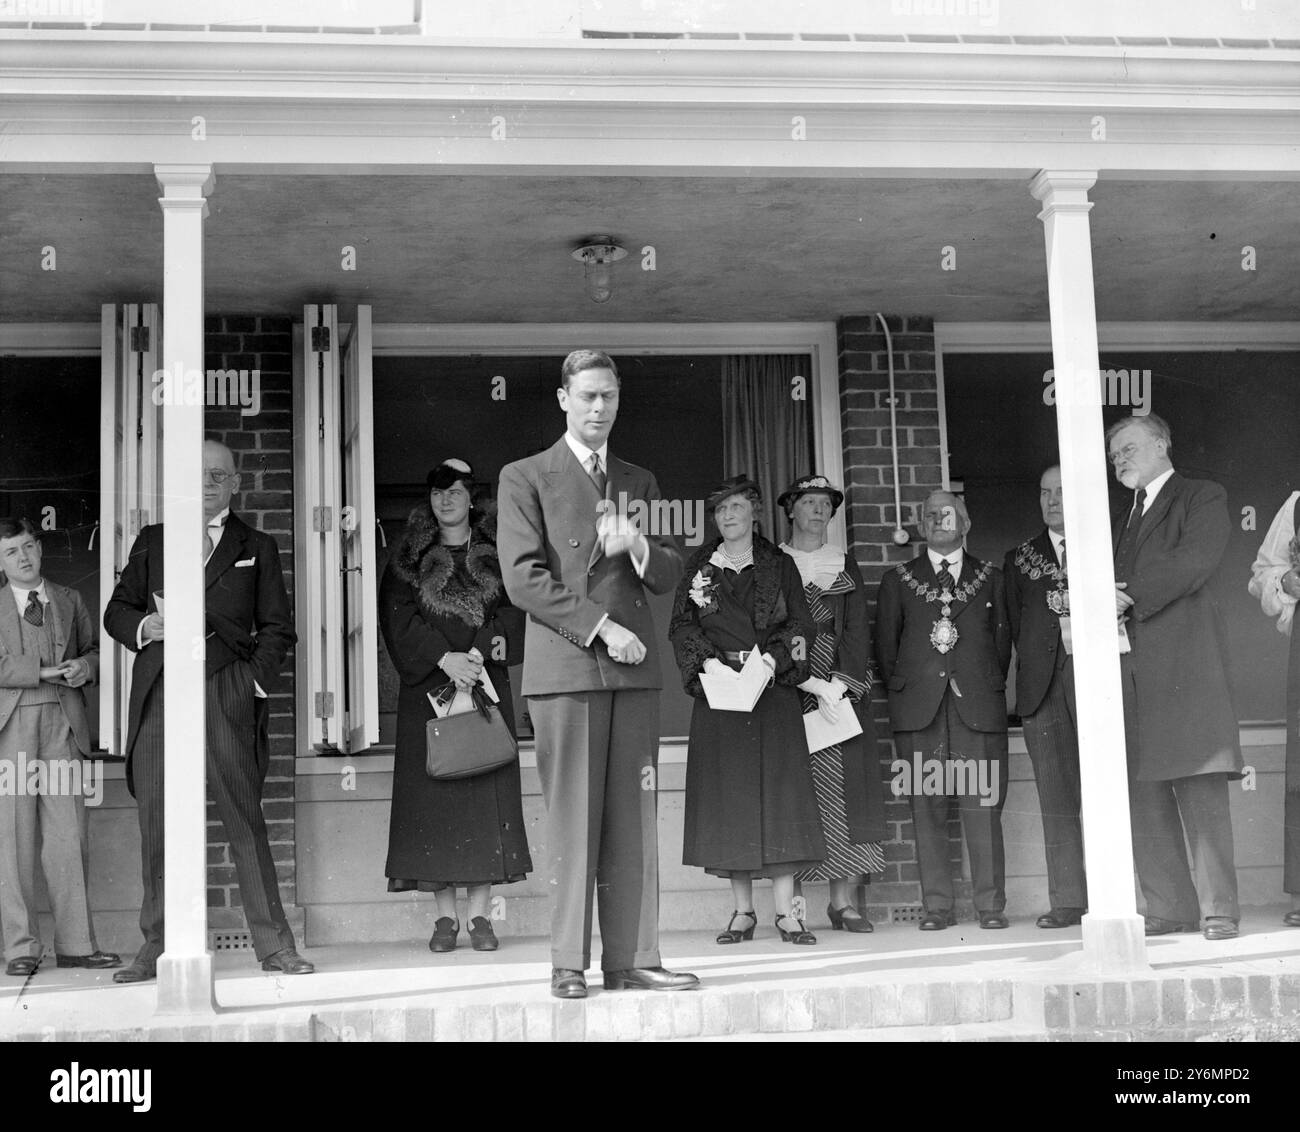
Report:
129,662,294,963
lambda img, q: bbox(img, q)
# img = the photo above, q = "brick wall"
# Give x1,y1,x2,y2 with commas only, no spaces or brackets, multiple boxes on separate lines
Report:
203,315,297,930
837,314,971,918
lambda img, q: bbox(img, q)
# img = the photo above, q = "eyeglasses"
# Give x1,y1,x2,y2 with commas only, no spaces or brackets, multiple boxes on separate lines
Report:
1107,443,1142,466
203,469,236,484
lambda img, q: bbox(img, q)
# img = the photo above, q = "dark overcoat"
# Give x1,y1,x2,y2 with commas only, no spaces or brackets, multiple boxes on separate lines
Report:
1113,473,1242,781
378,508,532,887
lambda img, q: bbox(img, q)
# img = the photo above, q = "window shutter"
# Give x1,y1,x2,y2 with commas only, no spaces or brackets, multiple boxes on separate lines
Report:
295,304,378,753
98,302,161,755
340,307,379,752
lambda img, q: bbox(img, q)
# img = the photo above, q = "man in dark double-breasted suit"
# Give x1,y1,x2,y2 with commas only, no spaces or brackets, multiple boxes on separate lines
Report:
104,438,312,981
876,490,1012,930
497,349,697,1000
1108,413,1242,941
1004,465,1087,929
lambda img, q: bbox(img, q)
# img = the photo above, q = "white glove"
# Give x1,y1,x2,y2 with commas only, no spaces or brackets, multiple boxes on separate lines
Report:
815,692,840,723
825,677,848,703
702,658,728,675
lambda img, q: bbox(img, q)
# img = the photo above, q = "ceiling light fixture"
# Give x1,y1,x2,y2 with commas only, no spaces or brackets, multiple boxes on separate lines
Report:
571,237,628,304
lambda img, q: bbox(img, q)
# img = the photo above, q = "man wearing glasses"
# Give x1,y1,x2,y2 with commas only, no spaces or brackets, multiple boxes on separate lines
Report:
105,438,312,981
1108,413,1242,942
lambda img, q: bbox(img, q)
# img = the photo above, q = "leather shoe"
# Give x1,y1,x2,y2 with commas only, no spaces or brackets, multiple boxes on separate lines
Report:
57,950,122,970
429,917,459,953
1036,908,1084,929
979,912,1009,929
6,956,40,977
1144,916,1197,936
1202,917,1239,941
113,957,156,984
602,966,700,992
551,968,587,999
1283,910,1300,928
467,916,498,952
919,910,957,931
261,947,315,974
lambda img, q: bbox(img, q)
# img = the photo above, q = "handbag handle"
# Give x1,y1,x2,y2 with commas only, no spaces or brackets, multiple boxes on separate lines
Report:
433,681,493,720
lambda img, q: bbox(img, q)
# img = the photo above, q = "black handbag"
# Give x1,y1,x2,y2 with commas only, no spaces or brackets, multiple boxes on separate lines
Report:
425,684,518,780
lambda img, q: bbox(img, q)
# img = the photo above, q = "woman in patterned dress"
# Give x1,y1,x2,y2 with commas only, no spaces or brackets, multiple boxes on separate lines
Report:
779,474,887,933
671,475,826,945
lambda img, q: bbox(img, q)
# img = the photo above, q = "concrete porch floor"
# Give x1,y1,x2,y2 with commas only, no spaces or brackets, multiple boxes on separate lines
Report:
3,909,1299,1042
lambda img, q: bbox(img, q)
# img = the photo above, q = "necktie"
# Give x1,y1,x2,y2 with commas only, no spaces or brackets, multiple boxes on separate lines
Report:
936,559,953,589
1113,487,1147,582
587,452,607,495
1058,538,1067,570
23,591,43,627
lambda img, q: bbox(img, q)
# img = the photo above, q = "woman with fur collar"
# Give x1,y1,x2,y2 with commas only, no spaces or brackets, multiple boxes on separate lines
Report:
378,459,531,954
670,475,826,946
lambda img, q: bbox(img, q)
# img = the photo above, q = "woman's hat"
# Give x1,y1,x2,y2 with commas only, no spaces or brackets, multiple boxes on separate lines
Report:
706,474,762,512
426,458,474,491
777,473,844,513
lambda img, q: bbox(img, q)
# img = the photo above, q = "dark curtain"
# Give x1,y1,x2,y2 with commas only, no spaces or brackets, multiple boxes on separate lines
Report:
721,354,814,543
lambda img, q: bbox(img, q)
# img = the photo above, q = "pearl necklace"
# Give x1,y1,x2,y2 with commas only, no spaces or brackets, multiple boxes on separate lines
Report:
717,542,754,571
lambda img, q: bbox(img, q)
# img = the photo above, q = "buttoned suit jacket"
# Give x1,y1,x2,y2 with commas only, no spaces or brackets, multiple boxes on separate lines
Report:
1112,472,1242,780
496,437,683,696
1004,529,1067,718
103,515,296,762
874,553,1011,734
0,581,99,756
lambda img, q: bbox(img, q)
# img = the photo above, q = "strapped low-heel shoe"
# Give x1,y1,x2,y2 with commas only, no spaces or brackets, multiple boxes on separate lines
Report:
716,909,758,944
429,917,460,953
468,916,499,951
827,903,873,933
775,914,817,945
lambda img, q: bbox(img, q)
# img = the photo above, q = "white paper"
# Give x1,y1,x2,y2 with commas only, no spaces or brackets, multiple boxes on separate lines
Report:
428,668,500,718
1117,619,1132,655
804,702,863,754
1059,614,1072,655
700,649,768,712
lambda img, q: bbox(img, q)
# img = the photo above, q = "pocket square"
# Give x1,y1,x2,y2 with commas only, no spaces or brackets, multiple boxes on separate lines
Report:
235,558,256,567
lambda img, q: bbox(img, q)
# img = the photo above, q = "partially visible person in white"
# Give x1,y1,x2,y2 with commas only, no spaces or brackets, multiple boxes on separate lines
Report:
1248,490,1300,928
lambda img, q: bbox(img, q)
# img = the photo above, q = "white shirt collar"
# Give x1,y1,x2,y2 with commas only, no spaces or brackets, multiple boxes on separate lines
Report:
563,432,608,470
10,580,48,609
205,507,231,564
926,547,963,580
1139,468,1175,512
1047,528,1066,561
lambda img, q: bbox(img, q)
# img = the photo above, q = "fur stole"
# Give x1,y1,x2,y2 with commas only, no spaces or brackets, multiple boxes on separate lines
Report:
391,506,501,628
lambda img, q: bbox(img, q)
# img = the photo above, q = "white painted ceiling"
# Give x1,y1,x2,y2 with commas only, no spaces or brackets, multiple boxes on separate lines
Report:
2,173,1296,324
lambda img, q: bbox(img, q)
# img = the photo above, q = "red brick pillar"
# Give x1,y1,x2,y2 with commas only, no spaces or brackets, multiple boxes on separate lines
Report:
203,315,299,936
837,314,972,921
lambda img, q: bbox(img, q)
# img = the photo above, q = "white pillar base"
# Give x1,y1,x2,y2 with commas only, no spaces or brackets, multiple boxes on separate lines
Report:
155,953,217,1016
1080,913,1148,974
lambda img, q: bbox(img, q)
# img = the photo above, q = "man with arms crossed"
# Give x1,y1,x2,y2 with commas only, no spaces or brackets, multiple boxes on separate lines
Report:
497,349,698,999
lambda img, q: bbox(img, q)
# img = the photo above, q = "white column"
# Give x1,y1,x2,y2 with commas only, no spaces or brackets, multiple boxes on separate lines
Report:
154,163,216,1013
1029,170,1147,972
